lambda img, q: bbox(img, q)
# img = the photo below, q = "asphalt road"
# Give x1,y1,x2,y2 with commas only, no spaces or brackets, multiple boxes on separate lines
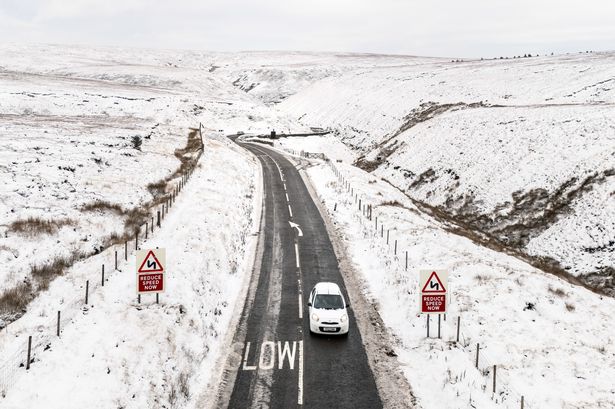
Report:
227,143,382,409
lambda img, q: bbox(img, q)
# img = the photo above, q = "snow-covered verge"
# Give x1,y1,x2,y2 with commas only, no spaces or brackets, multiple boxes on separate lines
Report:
305,158,615,409
0,136,260,408
277,52,615,289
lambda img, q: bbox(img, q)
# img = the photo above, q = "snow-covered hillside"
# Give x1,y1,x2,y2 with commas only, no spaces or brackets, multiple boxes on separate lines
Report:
0,44,301,405
277,52,615,292
304,157,615,409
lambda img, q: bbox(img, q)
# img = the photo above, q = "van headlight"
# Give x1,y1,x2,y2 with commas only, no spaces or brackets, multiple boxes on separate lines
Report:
311,313,319,322
340,314,348,323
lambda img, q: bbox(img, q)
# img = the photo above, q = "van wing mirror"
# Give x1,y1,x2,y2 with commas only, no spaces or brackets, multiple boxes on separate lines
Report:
307,302,312,307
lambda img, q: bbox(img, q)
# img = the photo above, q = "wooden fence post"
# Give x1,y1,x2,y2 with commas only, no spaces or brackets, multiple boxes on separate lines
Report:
475,343,480,368
426,315,430,338
57,311,61,337
387,229,390,245
493,365,497,394
157,210,161,227
115,250,118,270
85,280,89,304
438,314,441,338
456,316,461,343
145,222,148,239
101,264,105,287
394,240,397,255
124,241,127,261
405,251,408,270
135,230,138,250
26,335,32,370
521,396,524,409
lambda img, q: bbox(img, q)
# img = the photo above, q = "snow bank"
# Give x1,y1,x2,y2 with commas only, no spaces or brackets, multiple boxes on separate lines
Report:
0,137,260,408
306,159,615,409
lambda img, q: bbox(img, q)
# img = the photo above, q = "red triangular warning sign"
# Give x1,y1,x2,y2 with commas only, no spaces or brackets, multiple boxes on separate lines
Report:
422,271,446,293
138,250,164,273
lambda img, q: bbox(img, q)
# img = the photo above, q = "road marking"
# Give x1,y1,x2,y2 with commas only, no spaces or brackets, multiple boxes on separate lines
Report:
258,341,276,370
294,242,300,268
286,192,289,202
283,183,287,190
288,204,293,218
278,341,297,370
298,340,304,405
298,292,303,319
242,342,257,371
240,341,299,370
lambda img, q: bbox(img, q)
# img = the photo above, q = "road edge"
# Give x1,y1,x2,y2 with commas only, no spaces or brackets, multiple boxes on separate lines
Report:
295,158,419,409
194,142,266,409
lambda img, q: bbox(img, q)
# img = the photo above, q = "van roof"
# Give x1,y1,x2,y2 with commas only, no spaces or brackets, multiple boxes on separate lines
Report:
314,282,342,295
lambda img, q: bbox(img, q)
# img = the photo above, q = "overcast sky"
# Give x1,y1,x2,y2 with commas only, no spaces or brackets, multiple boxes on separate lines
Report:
1,0,614,57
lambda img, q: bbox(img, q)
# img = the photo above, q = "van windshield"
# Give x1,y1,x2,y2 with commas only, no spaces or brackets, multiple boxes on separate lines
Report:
313,294,344,309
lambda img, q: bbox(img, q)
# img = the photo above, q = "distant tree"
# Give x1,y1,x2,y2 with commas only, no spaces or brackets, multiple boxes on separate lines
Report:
131,136,142,151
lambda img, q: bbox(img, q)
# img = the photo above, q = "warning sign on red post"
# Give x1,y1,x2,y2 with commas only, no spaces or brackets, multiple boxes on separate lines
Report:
419,270,448,314
136,249,166,294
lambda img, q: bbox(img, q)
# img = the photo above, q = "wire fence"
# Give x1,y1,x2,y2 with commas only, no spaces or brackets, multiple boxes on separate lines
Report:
307,152,534,409
0,125,204,398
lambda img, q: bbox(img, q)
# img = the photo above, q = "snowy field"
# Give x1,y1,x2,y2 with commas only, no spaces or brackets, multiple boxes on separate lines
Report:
1,43,614,408
0,43,303,404
1,136,261,408
305,157,615,409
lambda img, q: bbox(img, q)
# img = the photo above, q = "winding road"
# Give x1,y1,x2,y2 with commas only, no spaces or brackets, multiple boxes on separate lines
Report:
225,142,382,409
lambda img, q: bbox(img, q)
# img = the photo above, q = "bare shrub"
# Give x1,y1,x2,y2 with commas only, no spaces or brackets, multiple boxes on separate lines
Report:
131,135,142,150
9,217,73,237
125,207,150,233
82,200,124,214
474,274,489,283
0,282,33,315
565,302,576,312
147,180,167,198
31,252,84,290
548,285,568,298
178,372,190,399
379,200,403,207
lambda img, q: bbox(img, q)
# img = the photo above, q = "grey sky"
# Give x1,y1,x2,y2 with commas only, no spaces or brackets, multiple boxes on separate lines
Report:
1,0,614,57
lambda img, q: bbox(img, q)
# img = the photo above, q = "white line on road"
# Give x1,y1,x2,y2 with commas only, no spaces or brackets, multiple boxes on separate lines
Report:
283,183,287,191
288,204,293,218
285,192,289,202
298,340,304,405
294,242,300,268
298,292,303,319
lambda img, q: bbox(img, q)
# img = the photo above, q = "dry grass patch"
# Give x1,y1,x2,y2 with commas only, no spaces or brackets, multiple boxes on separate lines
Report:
0,282,33,315
548,285,568,298
8,217,74,237
82,200,124,214
379,200,403,207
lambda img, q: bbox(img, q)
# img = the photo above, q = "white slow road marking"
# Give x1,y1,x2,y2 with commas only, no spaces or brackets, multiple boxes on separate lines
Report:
298,340,304,405
288,204,293,218
242,342,257,371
